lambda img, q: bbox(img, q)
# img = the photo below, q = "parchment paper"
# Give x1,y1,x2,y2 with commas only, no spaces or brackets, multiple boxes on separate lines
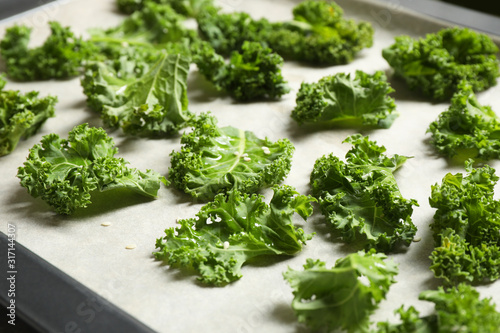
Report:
1,0,499,332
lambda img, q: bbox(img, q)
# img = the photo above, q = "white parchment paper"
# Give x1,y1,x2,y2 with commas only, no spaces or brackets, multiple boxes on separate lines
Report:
1,0,499,332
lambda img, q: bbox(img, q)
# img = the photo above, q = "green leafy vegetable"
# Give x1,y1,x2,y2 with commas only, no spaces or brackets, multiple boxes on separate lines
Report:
310,134,418,252
382,27,499,101
89,2,196,59
197,0,373,65
283,251,398,333
0,76,57,156
194,41,290,101
376,284,500,332
154,185,315,286
169,113,294,201
117,0,213,17
81,51,192,137
428,81,500,161
0,22,97,81
17,123,167,215
430,229,500,287
267,0,374,65
428,160,500,285
292,70,397,128
196,6,272,57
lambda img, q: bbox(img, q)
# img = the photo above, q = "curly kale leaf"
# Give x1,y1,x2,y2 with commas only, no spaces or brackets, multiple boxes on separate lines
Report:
292,70,397,128
154,185,315,286
0,22,97,81
117,0,213,17
428,82,500,161
81,51,192,137
89,2,196,59
376,284,500,333
0,77,57,156
383,27,499,101
267,0,374,65
284,251,398,333
194,41,290,101
310,134,418,252
420,284,500,332
196,6,272,56
375,306,436,333
428,160,500,285
17,124,167,215
169,113,294,201
196,0,373,65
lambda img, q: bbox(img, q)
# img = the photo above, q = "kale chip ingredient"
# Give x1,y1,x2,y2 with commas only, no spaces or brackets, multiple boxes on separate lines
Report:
0,76,57,156
292,70,397,128
17,124,167,215
267,0,374,64
81,51,192,137
169,113,294,201
89,2,196,59
154,185,315,286
0,22,97,81
376,284,500,332
117,0,213,17
284,251,398,332
197,0,373,65
382,27,499,101
194,41,290,101
428,81,500,161
428,160,500,286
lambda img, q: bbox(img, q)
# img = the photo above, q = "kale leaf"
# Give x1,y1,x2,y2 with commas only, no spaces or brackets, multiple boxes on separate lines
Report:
284,251,398,332
292,70,397,128
169,113,294,201
17,124,167,215
310,134,418,252
81,51,192,137
197,0,373,65
117,0,213,17
383,27,499,101
428,160,500,285
267,0,374,65
196,6,272,56
154,185,315,286
376,284,500,333
428,81,500,161
89,2,196,59
0,22,97,81
0,76,57,156
194,41,290,101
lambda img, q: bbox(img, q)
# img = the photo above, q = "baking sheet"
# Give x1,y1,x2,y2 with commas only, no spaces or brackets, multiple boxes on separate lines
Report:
1,0,500,332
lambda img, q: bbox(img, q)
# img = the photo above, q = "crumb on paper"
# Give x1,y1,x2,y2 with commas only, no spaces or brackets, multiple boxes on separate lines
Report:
101,222,112,227
125,244,137,250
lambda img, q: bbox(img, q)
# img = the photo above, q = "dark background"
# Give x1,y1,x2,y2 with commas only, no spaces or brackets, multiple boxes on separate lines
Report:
442,0,500,16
